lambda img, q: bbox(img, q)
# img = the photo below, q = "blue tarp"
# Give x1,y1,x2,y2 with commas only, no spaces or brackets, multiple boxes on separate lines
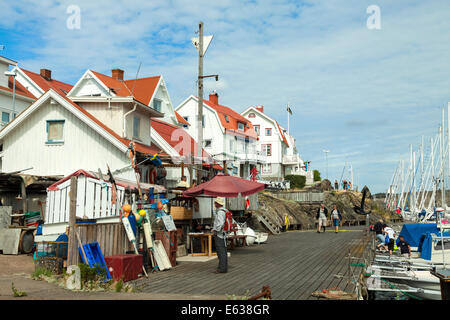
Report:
398,223,439,247
419,232,450,260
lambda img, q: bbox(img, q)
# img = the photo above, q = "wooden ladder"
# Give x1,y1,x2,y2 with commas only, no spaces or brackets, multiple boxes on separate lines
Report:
256,214,280,234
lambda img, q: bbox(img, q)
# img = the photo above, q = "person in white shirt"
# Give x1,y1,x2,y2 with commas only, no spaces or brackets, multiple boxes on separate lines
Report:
382,224,396,255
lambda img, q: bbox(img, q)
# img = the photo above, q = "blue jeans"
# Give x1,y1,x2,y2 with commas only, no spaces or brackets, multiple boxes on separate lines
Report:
376,234,385,245
214,235,227,273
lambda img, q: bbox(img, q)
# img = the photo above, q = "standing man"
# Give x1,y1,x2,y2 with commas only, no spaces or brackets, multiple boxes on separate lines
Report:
330,205,342,233
334,180,339,190
213,197,228,273
316,203,328,233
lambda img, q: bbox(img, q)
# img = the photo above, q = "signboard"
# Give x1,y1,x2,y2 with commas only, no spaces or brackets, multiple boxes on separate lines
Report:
162,215,177,232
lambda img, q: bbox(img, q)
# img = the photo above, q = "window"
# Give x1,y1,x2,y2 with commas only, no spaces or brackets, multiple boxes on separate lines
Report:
253,124,259,136
262,163,272,173
248,113,256,118
183,116,189,122
224,115,229,122
238,122,245,131
204,139,212,148
265,128,272,136
1,112,10,124
262,144,272,156
153,99,162,112
133,116,140,138
46,120,65,143
254,125,260,136
229,140,235,153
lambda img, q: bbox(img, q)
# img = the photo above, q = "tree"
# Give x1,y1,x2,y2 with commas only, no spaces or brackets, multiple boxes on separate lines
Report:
313,170,321,182
285,175,306,189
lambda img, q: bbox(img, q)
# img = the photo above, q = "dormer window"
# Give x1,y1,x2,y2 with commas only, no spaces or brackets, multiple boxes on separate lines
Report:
153,99,162,112
238,122,244,131
224,115,229,122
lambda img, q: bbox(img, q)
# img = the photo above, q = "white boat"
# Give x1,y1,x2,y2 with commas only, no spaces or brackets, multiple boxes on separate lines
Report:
254,231,268,244
366,275,441,300
367,266,440,291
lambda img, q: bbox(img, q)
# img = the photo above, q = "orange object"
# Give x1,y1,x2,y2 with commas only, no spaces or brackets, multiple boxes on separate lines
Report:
157,201,163,210
122,204,132,213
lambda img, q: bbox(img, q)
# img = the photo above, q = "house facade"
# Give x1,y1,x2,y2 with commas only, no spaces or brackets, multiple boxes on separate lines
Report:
175,92,262,178
0,57,36,129
241,105,307,181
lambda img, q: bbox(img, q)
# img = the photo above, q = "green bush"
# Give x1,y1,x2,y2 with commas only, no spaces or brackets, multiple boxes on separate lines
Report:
313,170,321,181
285,175,306,189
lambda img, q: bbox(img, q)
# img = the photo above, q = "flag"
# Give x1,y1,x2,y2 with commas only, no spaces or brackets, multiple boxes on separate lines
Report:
286,105,292,115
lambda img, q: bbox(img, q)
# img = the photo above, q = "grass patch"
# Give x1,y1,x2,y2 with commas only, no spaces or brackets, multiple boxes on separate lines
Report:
31,267,53,280
11,282,27,297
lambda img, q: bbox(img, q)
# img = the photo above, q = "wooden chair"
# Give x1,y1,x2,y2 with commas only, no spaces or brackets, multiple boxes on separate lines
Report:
227,223,247,249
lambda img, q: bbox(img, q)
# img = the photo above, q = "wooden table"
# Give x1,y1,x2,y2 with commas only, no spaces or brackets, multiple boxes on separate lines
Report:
188,232,216,256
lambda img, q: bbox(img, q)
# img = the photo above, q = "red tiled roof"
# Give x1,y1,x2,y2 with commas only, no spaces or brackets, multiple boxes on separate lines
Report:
21,68,73,97
175,111,190,126
56,90,163,155
91,70,161,107
0,76,36,99
275,121,289,146
123,76,160,106
202,98,257,139
151,118,209,158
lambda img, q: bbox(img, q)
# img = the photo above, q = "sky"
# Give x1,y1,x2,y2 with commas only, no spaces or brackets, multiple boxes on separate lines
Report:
1,0,450,193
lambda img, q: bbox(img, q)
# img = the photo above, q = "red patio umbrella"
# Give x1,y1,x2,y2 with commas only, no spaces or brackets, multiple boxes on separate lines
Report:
182,173,265,198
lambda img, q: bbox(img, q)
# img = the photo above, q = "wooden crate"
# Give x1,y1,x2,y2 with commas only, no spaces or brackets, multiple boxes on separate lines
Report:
170,206,193,220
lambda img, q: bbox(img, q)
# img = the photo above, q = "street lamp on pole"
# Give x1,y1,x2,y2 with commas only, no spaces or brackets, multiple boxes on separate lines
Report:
323,149,330,180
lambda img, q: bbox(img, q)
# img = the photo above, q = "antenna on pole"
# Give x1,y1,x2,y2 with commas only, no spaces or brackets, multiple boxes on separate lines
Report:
130,62,142,96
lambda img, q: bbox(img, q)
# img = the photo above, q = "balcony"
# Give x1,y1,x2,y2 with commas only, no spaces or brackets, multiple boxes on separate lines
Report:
282,154,301,165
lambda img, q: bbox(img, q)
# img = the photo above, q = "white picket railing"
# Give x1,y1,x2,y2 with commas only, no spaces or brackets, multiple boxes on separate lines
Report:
45,175,125,224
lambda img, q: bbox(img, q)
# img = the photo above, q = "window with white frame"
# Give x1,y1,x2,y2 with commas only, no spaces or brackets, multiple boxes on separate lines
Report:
1,112,10,124
254,125,260,136
262,163,272,173
46,120,65,143
133,116,140,138
248,113,256,118
238,122,244,131
153,99,162,112
229,139,235,153
265,128,272,136
262,144,272,156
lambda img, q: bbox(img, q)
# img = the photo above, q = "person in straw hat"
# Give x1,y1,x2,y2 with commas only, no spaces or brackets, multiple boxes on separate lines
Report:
213,197,228,273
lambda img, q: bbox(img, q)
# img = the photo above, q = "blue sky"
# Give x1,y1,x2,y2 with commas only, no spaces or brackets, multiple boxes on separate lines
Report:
1,0,450,193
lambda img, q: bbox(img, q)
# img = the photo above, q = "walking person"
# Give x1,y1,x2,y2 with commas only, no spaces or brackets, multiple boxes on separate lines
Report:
213,197,228,273
316,203,328,233
330,205,342,233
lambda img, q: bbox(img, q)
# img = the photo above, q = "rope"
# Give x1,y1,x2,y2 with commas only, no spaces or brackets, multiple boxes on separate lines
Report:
375,278,424,300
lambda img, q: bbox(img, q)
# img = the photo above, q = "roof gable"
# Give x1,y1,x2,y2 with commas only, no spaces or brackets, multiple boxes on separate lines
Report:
242,106,288,146
19,68,73,97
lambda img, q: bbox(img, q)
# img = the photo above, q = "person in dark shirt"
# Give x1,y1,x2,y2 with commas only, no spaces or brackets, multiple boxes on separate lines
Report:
373,219,385,249
397,235,411,257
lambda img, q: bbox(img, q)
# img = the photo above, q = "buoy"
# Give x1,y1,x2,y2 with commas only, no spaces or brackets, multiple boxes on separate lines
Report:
122,203,131,213
138,209,147,217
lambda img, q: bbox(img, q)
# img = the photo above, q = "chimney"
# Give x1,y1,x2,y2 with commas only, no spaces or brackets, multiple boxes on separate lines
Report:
256,105,264,113
209,91,219,105
40,69,52,81
112,68,124,81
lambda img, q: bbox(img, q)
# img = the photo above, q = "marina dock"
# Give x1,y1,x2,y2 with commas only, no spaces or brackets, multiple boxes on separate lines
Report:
134,226,371,299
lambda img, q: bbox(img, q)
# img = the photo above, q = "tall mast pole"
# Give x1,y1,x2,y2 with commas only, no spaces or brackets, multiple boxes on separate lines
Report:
197,22,204,182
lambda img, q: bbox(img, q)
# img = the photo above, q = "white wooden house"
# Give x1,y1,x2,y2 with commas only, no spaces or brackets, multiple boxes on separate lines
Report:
0,57,36,130
241,106,306,181
175,92,261,178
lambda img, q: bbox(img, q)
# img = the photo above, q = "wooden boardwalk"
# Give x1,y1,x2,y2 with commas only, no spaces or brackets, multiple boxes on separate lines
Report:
133,226,369,300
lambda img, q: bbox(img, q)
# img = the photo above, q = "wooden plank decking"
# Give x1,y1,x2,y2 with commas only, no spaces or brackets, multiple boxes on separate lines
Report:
133,226,369,300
